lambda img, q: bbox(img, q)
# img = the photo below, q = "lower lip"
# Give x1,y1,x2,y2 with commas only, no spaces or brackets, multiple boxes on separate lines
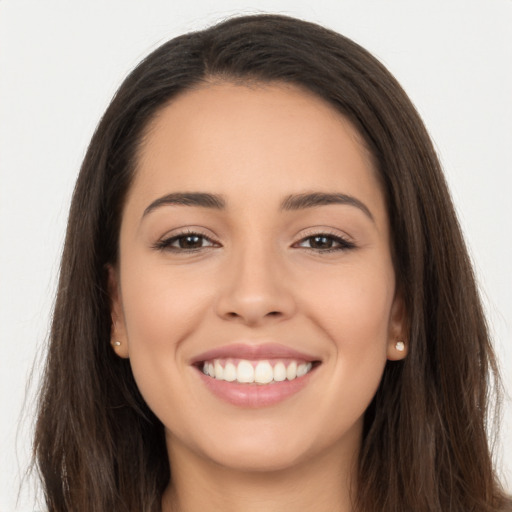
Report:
195,366,317,408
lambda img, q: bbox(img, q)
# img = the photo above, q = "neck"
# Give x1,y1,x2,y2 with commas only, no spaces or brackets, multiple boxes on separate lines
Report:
161,433,359,512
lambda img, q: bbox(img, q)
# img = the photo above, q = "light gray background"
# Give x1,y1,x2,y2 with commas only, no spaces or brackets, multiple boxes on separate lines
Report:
1,1,511,510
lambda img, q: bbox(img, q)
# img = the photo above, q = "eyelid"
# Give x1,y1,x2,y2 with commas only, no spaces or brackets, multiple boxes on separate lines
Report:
293,228,356,252
152,228,221,252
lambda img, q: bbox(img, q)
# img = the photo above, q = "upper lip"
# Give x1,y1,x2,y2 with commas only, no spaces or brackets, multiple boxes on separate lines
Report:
190,343,320,365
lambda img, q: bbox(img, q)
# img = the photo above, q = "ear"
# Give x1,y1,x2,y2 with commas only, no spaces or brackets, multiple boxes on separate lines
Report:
107,264,130,359
386,288,408,361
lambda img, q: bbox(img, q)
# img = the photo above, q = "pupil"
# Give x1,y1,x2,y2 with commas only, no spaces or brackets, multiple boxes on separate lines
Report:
180,235,201,248
312,236,332,249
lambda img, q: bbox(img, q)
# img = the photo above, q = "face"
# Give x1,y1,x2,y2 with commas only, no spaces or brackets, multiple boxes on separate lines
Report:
110,83,406,473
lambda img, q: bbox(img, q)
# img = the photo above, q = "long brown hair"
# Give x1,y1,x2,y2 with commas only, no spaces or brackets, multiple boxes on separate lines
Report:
33,14,511,511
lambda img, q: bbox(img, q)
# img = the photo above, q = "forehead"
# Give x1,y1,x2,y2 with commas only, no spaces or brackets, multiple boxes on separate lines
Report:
127,82,385,224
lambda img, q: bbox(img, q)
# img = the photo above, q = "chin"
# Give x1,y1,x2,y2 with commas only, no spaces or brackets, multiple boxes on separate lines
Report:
206,443,309,473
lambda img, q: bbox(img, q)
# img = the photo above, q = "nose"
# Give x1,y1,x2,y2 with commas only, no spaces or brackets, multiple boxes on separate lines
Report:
214,244,296,327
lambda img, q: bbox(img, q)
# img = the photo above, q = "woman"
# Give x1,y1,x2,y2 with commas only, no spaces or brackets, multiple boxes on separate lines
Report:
33,14,511,512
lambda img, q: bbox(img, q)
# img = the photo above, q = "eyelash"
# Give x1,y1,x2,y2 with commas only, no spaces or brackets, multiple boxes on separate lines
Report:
294,231,356,253
152,229,219,252
153,229,356,255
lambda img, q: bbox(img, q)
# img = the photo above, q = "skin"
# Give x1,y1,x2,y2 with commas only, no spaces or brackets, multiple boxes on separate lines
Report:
110,82,407,512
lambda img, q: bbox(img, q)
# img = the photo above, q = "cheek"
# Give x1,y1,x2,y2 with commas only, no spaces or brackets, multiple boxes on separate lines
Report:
121,257,213,344
118,257,215,400
302,260,394,407
304,260,395,348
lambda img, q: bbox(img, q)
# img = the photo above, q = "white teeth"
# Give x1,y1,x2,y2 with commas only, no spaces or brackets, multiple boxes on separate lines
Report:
201,358,315,384
237,360,255,383
223,362,237,382
214,361,224,380
297,363,308,377
286,361,297,380
254,361,273,384
273,362,287,382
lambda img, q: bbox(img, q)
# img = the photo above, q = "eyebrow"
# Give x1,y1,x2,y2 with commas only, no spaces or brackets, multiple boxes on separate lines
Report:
143,192,226,217
280,192,374,221
142,191,374,222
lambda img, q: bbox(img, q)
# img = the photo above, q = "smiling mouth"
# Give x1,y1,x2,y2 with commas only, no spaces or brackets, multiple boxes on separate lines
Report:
191,343,322,406
196,358,321,385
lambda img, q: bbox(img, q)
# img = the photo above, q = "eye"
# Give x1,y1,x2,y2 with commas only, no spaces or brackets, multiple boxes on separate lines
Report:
153,231,219,252
295,233,355,253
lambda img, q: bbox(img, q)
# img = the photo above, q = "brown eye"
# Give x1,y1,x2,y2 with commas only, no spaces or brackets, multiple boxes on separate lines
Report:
177,234,204,249
154,232,218,252
309,235,335,249
296,233,356,253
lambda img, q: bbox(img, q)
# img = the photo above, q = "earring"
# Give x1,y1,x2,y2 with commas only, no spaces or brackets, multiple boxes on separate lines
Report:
112,340,121,347
395,340,405,352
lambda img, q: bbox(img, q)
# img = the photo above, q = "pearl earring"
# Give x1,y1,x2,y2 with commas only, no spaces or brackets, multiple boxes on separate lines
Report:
112,340,121,346
395,340,405,352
